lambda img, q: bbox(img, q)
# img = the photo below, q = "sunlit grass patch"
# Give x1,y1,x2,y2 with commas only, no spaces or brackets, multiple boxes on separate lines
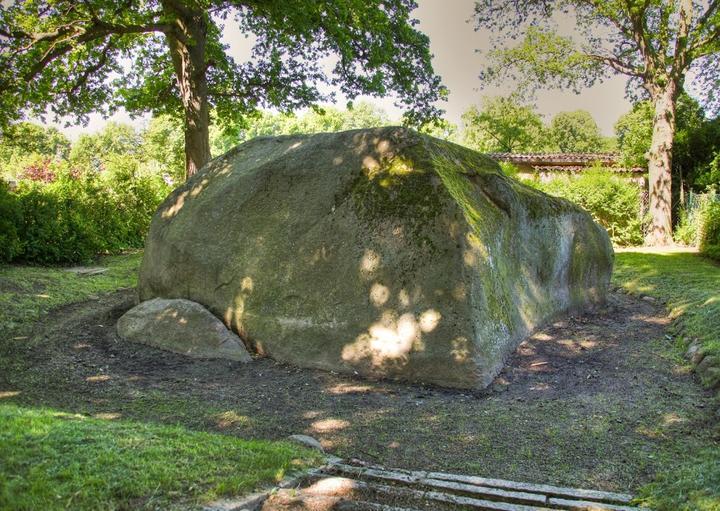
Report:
613,250,720,366
0,403,322,510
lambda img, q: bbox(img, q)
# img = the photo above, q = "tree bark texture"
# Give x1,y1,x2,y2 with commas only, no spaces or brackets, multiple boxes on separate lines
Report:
645,84,678,246
162,0,210,180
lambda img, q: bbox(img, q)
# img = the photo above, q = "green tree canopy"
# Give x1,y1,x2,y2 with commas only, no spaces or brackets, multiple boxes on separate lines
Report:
548,110,604,153
70,122,142,170
616,94,720,192
473,0,720,245
0,122,70,160
0,122,71,179
461,96,547,153
143,101,394,179
0,0,445,179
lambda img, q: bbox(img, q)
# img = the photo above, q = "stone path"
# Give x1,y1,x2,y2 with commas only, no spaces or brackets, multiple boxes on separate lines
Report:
218,459,646,511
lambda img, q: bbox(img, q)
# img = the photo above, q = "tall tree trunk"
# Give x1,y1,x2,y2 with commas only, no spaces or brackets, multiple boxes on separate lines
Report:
163,1,210,180
646,84,678,246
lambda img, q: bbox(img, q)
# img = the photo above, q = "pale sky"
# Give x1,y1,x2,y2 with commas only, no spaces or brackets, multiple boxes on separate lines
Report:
51,0,633,139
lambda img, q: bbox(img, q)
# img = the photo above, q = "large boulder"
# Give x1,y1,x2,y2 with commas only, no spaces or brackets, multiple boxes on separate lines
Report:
117,298,252,362
138,127,613,388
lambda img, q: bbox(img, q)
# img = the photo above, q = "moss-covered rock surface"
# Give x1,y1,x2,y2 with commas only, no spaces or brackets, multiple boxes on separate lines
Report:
139,127,613,388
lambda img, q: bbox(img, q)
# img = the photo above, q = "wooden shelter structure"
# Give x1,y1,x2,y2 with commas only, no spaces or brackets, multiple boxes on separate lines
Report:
488,152,646,184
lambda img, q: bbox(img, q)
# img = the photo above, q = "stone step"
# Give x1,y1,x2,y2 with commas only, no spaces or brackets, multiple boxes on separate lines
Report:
340,460,637,506
225,458,646,511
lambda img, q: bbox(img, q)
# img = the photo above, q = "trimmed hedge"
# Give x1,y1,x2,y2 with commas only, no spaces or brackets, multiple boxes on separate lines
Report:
0,166,169,264
527,169,644,246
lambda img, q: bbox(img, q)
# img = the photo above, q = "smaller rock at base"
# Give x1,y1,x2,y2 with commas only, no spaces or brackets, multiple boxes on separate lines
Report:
64,266,108,276
288,434,324,452
686,340,704,364
117,298,252,362
642,295,656,302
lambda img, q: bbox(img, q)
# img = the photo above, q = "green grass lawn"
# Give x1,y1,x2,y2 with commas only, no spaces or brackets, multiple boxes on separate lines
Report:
0,252,142,337
0,253,322,510
0,404,320,510
614,250,720,386
614,250,720,511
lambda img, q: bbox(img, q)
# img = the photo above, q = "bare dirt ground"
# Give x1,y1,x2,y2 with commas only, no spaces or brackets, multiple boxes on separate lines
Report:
2,288,715,494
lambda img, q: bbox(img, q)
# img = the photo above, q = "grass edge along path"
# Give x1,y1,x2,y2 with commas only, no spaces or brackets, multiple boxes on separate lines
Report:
614,249,720,511
0,252,142,336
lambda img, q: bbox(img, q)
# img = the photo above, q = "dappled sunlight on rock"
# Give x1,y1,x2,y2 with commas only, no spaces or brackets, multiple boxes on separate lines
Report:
450,336,470,362
189,177,209,198
304,476,358,496
161,190,188,219
369,283,390,307
302,410,322,419
0,391,21,399
139,127,613,388
73,342,91,350
342,309,431,367
419,309,441,333
359,249,381,278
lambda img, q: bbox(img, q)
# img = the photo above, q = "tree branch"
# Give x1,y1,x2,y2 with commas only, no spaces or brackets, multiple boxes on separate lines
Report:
672,0,693,79
20,21,173,81
69,39,113,95
586,53,643,77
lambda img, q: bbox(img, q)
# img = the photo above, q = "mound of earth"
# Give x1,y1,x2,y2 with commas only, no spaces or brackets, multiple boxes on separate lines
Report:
136,127,613,388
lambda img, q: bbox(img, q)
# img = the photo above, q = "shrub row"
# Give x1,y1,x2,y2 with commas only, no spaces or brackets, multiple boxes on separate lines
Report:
527,169,645,246
0,165,169,264
699,201,720,261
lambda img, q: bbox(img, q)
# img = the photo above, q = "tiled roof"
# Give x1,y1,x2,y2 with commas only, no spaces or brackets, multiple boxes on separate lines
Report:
529,165,645,174
487,152,645,173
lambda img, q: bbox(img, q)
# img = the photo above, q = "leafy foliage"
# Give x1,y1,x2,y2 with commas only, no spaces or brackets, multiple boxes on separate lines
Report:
473,0,720,244
1,163,169,265
549,110,604,153
0,181,22,263
699,201,720,261
462,96,547,152
0,0,445,176
530,169,644,246
615,94,720,192
462,97,610,154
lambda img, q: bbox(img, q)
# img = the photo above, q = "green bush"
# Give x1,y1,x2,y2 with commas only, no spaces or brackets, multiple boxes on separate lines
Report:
0,163,170,265
529,169,644,246
674,193,717,247
0,180,23,262
699,201,720,261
